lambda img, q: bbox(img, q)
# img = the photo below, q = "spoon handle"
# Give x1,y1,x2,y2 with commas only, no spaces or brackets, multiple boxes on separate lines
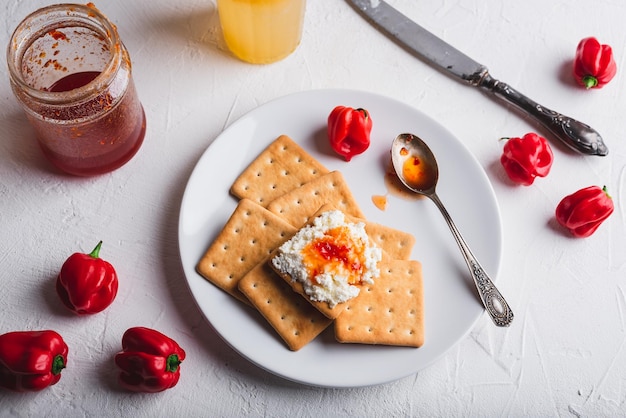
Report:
429,193,514,327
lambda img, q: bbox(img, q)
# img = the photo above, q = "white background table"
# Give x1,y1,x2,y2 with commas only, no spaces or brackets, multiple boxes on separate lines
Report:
1,0,625,416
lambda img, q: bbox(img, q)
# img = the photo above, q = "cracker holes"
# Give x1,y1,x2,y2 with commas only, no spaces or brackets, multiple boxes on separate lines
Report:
222,244,229,251
256,171,263,177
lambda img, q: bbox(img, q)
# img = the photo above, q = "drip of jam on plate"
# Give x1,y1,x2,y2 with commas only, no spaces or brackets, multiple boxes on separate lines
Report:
371,194,388,211
371,156,423,211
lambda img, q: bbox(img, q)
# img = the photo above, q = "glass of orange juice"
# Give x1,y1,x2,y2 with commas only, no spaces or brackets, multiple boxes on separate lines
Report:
217,0,306,64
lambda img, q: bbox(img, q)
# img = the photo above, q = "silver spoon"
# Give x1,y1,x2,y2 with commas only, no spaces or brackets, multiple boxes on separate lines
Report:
391,133,513,327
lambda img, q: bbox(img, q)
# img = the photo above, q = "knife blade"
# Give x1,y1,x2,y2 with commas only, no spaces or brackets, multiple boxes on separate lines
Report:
348,0,608,156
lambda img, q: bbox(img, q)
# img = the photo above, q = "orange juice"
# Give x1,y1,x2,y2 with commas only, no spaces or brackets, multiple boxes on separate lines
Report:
217,0,306,64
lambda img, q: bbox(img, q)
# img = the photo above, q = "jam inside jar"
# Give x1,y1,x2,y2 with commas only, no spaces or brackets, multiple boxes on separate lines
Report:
7,3,146,176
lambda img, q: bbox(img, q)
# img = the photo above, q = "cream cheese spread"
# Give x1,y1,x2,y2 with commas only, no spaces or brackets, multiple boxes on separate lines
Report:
271,210,382,308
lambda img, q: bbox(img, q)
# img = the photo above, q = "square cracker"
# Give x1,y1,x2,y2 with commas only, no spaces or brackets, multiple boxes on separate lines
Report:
230,135,329,207
335,259,424,347
239,206,418,350
238,260,333,351
196,199,297,302
266,171,366,228
364,222,415,261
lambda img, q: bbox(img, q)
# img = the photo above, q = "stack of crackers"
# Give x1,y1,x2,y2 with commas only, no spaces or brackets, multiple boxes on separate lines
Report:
196,135,425,351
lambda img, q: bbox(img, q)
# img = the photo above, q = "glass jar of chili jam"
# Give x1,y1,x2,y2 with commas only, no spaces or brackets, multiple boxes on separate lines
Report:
7,3,146,176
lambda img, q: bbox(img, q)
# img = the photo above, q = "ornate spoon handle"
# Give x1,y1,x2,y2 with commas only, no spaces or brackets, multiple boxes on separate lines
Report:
429,193,514,327
478,73,608,156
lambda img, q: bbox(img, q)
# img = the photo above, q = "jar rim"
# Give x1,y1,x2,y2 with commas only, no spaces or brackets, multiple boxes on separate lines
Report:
6,3,123,104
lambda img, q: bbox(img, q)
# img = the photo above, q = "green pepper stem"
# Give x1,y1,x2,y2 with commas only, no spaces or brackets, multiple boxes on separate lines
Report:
51,354,66,375
582,75,598,89
89,241,103,259
166,354,182,373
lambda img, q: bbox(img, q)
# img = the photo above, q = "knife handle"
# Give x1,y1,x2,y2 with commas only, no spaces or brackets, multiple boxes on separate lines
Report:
479,74,608,156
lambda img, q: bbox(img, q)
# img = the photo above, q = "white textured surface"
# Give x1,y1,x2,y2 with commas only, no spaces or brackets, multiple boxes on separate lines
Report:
1,0,625,416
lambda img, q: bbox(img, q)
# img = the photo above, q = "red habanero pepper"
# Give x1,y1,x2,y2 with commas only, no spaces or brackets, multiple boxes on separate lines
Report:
327,105,373,161
56,241,118,315
500,133,554,186
0,330,68,392
114,327,186,393
574,37,617,89
556,185,614,238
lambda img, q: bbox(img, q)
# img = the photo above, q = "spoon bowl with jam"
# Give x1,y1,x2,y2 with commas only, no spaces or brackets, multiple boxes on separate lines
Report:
391,133,513,327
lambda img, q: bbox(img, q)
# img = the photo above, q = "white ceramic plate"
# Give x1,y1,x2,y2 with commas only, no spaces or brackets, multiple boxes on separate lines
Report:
178,89,502,388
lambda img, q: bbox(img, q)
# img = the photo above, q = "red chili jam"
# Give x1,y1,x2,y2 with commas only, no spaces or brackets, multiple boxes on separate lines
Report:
47,71,100,92
301,227,365,285
8,4,146,176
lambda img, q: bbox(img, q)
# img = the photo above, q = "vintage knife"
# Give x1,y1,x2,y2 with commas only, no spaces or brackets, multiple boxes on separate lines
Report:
347,0,608,156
